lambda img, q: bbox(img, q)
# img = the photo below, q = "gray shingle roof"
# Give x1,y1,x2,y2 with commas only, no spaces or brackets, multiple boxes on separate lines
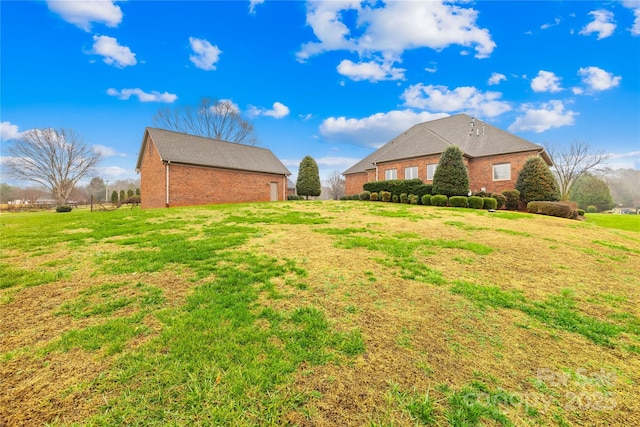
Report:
344,113,550,175
136,127,291,175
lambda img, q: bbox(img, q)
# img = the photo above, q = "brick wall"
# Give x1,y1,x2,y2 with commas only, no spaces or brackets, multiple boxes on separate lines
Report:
467,151,541,194
140,138,288,209
344,151,543,196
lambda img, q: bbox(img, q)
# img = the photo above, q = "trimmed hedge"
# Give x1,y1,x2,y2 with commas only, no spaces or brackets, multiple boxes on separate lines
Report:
431,195,448,206
502,190,520,210
392,194,399,203
370,192,378,201
491,193,506,209
483,197,498,210
587,205,598,213
527,201,578,219
56,205,73,213
449,196,468,208
421,194,432,206
468,196,484,209
400,193,409,204
359,190,371,201
409,194,419,205
363,178,424,197
380,191,391,202
578,209,585,216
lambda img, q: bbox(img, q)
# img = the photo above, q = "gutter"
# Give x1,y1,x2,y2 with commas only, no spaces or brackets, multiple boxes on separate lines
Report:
166,161,170,207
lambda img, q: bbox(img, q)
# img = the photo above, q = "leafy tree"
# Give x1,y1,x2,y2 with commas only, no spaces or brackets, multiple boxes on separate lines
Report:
111,190,119,205
0,183,16,204
135,188,140,196
296,156,321,199
120,190,126,202
432,145,469,197
569,174,614,212
544,141,608,200
153,98,256,145
516,157,560,203
87,177,106,202
6,128,101,204
127,189,134,198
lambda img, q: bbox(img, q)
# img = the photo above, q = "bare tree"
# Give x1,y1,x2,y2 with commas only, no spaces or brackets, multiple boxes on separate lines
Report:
325,170,345,200
153,98,256,145
544,141,609,201
6,128,102,205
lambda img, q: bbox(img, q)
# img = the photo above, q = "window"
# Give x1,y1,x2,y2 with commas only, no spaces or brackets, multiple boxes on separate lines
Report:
385,169,397,180
426,164,438,181
493,163,511,181
405,166,418,179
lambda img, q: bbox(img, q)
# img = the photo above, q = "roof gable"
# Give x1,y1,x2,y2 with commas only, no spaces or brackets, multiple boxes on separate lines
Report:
136,127,290,175
343,114,550,175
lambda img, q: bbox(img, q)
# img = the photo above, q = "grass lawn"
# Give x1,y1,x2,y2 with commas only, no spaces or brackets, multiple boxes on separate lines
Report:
1,201,639,426
583,213,640,233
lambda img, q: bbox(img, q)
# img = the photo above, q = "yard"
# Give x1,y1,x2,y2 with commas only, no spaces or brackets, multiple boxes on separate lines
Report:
1,201,639,426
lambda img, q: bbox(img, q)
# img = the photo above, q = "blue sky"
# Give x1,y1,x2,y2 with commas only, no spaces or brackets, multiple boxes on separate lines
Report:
1,0,639,185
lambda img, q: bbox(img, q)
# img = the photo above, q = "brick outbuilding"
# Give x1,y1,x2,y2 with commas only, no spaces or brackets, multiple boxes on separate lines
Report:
343,113,553,196
136,128,291,209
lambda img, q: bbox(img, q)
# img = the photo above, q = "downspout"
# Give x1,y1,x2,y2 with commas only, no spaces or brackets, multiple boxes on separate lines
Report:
165,161,170,207
373,162,379,181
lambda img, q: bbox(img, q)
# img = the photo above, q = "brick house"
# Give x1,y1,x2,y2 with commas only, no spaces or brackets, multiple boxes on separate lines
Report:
136,127,291,209
343,113,553,196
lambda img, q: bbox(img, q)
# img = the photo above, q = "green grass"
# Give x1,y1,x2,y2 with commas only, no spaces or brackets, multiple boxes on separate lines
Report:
1,202,639,426
584,213,640,232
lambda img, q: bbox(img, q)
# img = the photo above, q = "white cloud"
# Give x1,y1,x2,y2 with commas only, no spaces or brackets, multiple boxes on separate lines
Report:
107,88,177,103
509,100,577,133
189,37,222,71
488,72,506,86
577,66,621,92
94,165,137,182
603,150,640,169
249,0,265,14
579,9,616,39
541,18,561,30
92,144,126,157
337,58,405,82
401,84,511,118
297,1,495,63
0,121,23,141
282,156,361,170
248,102,290,118
622,1,640,35
46,0,122,31
90,35,136,67
320,109,448,148
531,70,563,93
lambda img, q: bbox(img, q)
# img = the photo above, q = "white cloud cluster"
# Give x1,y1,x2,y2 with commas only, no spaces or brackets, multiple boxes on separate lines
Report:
249,0,265,15
531,70,562,93
622,1,640,35
401,84,511,118
90,35,136,67
577,66,621,92
541,18,561,30
92,144,126,157
106,88,177,103
509,100,577,133
46,0,123,31
579,9,616,39
320,110,448,148
189,37,222,71
0,121,23,141
337,58,405,82
488,72,506,86
298,1,495,82
248,102,290,118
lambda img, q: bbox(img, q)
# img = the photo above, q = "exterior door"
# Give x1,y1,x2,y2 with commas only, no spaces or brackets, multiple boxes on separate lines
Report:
270,182,278,201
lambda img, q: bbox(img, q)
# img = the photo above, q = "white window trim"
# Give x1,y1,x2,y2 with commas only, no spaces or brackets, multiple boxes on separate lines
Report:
385,168,397,180
493,163,511,181
405,166,418,180
426,164,438,181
